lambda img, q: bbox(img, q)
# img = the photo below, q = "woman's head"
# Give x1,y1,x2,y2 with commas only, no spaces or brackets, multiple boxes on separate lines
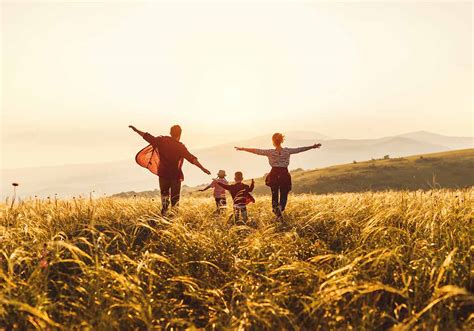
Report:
272,133,284,147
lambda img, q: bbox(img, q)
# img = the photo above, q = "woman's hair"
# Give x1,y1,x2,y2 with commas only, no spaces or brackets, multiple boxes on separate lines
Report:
272,133,285,147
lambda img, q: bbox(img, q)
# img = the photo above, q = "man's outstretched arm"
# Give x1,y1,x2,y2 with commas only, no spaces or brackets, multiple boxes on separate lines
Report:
129,125,146,137
182,145,211,176
192,158,211,175
129,125,158,145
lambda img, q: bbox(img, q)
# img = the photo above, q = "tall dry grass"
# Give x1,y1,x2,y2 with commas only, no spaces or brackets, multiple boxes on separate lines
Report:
0,190,472,330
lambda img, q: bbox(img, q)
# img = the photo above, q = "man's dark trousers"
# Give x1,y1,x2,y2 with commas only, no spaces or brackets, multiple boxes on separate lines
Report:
159,177,181,214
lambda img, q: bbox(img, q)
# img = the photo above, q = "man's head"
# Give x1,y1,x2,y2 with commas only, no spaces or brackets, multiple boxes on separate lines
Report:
234,171,244,183
272,133,284,147
170,125,182,141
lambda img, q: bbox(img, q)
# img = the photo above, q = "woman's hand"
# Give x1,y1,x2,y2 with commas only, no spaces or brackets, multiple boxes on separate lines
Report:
235,147,245,151
128,125,137,132
313,143,322,149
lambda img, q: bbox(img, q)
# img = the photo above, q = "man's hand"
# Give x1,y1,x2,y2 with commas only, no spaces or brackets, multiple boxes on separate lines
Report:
235,147,244,151
192,159,211,175
129,125,146,137
313,143,322,149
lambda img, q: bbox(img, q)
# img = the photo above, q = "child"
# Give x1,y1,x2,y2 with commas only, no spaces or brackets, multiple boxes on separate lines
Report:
200,170,229,212
215,171,255,224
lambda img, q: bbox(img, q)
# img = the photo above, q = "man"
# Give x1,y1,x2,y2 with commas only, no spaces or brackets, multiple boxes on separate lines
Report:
129,124,211,215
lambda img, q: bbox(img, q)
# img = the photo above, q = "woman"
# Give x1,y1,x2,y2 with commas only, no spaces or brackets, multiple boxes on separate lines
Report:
235,133,321,218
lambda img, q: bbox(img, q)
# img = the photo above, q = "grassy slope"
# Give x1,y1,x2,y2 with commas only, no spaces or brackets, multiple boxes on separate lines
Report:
251,149,474,195
112,149,474,198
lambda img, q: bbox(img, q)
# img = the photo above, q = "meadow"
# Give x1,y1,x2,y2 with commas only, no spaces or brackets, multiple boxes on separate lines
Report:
0,190,472,330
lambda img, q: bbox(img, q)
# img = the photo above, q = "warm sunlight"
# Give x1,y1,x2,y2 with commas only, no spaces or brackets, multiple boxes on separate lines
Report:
193,64,262,123
3,2,471,169
1,2,473,330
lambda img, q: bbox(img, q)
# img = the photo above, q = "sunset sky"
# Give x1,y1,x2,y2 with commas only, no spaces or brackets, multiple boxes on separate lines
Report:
2,1,472,169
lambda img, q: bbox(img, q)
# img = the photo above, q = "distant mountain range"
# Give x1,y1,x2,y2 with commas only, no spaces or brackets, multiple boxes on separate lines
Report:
1,131,472,199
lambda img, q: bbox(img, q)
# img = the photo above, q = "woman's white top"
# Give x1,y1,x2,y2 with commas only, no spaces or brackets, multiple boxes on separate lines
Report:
250,147,311,167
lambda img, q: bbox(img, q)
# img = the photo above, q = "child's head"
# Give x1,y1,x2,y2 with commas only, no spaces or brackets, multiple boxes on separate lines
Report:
234,171,243,183
217,170,226,178
272,132,284,147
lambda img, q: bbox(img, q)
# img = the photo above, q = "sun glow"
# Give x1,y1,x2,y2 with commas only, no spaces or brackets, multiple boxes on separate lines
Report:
2,2,472,168
193,65,262,122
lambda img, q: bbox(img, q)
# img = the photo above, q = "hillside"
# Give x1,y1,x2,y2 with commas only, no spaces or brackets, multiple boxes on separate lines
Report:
3,131,473,199
253,148,474,194
113,149,474,198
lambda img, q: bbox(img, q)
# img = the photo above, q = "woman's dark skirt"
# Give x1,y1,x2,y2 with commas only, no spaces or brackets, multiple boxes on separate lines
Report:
265,167,292,191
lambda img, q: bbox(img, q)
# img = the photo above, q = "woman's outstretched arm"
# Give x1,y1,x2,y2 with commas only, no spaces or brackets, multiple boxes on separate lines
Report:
287,143,322,154
234,147,270,156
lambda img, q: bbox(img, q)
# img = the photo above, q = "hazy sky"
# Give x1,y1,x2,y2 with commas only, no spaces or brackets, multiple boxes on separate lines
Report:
1,1,472,169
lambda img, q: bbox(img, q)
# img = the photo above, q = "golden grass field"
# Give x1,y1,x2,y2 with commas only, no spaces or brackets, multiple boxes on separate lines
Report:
1,190,473,330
